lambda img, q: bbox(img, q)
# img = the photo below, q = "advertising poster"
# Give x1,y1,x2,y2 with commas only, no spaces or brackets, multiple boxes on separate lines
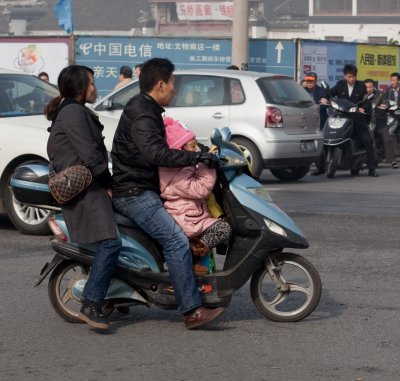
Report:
0,38,71,85
357,44,399,91
301,40,400,89
301,40,356,86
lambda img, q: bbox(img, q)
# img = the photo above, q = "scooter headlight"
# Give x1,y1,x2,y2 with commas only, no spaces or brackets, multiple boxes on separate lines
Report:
330,101,339,110
328,118,347,129
248,187,273,202
263,218,287,237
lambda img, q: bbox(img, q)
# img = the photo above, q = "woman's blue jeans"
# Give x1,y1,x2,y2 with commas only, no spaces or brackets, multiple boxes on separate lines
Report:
113,191,202,314
82,237,122,303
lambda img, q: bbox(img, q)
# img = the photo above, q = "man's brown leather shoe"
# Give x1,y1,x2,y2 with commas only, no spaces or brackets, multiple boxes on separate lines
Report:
183,306,224,329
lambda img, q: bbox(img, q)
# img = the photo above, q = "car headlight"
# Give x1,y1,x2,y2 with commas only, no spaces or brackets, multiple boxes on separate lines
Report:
263,218,287,237
328,117,347,129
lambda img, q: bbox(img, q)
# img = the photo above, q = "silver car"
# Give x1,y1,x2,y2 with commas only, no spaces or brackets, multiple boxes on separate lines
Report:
94,69,323,180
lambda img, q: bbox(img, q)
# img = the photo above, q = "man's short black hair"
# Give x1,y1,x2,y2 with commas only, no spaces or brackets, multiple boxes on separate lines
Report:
364,78,374,85
119,65,133,78
390,72,400,80
140,58,175,93
343,64,358,76
135,63,143,70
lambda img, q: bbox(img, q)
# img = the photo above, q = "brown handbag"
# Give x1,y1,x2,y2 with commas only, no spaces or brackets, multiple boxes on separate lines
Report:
48,165,92,204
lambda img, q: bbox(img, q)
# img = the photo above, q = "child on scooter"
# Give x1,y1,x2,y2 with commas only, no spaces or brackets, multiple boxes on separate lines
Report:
159,117,232,274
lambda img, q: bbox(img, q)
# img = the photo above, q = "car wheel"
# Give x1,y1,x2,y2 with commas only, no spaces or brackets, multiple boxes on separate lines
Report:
231,137,263,177
270,166,310,181
4,164,51,235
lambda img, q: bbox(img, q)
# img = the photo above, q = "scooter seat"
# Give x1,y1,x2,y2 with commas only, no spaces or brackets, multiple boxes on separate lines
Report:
114,212,139,228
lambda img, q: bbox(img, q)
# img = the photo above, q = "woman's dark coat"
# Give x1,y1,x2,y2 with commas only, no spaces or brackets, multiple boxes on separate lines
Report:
47,101,117,243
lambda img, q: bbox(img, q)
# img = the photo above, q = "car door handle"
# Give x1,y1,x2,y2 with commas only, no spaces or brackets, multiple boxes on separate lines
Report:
212,112,225,119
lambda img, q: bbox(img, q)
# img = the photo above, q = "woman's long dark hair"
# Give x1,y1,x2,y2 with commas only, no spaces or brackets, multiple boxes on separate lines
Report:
45,65,94,121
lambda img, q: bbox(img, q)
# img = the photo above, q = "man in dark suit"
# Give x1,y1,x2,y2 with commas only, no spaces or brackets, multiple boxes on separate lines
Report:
320,64,378,177
384,72,400,105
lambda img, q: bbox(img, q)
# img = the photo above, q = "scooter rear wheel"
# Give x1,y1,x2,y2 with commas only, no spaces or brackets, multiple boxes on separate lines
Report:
250,253,322,322
48,260,89,323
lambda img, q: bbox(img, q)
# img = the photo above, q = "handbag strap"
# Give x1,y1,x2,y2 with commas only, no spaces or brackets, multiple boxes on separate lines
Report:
48,98,83,172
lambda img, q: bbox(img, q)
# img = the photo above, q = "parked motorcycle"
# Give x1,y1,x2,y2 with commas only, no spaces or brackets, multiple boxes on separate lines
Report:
10,128,322,324
321,83,373,178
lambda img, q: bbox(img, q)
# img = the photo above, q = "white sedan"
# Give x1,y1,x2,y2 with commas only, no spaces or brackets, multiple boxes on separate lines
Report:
0,68,118,234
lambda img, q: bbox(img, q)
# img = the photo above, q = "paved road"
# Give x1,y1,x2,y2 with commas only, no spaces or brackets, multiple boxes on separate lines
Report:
1,164,399,381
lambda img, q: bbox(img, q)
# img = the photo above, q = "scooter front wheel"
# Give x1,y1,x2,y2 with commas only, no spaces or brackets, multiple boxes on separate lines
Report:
250,253,322,322
48,260,89,323
326,147,341,178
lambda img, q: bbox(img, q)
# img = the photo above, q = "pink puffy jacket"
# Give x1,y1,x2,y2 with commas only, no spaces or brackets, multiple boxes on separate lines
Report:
159,164,217,237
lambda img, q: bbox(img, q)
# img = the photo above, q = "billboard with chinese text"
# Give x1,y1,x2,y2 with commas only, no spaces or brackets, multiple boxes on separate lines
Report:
75,36,296,98
300,40,400,90
177,2,234,20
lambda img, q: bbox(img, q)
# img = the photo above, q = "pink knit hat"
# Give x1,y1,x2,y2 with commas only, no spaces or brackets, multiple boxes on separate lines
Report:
164,116,196,149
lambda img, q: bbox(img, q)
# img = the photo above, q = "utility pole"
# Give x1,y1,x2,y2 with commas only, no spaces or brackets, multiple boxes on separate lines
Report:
231,0,249,70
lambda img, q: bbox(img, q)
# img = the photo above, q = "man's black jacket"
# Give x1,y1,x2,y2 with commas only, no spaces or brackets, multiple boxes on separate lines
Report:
111,93,197,197
329,79,372,116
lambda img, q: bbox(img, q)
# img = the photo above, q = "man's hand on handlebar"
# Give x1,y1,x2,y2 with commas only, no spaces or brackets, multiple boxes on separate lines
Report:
195,152,219,169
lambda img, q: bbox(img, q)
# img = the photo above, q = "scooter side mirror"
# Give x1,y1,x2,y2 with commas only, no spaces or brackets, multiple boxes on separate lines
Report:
220,127,231,142
211,128,223,147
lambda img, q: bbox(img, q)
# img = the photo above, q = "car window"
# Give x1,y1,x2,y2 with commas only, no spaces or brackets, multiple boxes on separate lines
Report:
95,82,140,111
172,75,226,107
257,77,314,107
229,79,245,104
0,74,58,117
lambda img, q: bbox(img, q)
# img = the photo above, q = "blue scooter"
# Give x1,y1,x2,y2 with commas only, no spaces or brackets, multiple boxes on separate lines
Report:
10,128,322,323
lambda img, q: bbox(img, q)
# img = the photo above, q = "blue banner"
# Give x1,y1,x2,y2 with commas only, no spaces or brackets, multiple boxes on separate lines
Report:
54,0,73,34
75,36,296,98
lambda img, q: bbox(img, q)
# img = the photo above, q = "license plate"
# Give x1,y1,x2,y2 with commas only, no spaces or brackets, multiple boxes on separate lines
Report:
300,140,316,152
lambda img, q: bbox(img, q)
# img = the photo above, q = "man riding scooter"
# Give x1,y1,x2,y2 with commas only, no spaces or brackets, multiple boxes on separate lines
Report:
384,72,400,158
364,79,398,169
302,72,328,176
320,64,378,177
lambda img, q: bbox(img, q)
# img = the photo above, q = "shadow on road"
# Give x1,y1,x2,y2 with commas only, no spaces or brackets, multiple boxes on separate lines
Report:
306,287,347,322
0,213,14,230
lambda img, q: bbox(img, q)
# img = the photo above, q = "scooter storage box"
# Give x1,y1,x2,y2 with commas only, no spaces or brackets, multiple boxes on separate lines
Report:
10,163,56,207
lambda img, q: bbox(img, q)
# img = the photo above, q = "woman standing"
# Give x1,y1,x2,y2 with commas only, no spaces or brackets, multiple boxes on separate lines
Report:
45,65,121,330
